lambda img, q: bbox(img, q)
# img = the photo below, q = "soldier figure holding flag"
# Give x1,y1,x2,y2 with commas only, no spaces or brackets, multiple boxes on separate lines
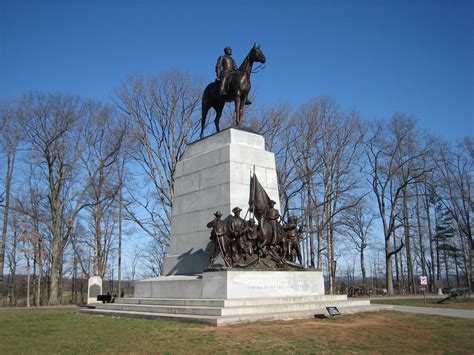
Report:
265,200,280,245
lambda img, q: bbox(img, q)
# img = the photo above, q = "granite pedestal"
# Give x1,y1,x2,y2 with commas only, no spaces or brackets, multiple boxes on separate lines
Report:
163,128,280,275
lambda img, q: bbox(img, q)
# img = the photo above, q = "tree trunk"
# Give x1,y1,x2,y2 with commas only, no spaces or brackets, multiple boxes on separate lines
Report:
308,188,315,268
327,228,333,294
434,207,441,281
457,225,470,288
424,187,436,292
118,179,123,297
385,235,394,295
0,153,15,296
471,239,474,292
329,225,336,294
393,231,400,292
49,236,62,305
454,252,460,287
8,230,17,306
415,185,427,276
360,247,367,293
402,188,415,293
444,250,450,288
36,235,43,307
26,258,31,307
316,219,322,270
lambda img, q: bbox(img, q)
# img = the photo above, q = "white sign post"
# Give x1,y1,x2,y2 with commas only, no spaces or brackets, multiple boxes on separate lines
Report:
420,276,428,305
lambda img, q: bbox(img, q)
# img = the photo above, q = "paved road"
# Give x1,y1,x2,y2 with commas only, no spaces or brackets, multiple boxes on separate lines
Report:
391,305,474,319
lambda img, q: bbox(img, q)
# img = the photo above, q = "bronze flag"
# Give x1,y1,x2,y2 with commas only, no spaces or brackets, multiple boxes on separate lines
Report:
248,171,271,221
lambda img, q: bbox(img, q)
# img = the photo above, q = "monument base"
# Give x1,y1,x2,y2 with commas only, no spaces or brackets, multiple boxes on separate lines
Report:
134,270,324,299
82,271,391,325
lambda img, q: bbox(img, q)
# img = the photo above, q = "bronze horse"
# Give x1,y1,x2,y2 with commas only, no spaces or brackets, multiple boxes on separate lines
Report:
255,217,288,259
200,44,266,138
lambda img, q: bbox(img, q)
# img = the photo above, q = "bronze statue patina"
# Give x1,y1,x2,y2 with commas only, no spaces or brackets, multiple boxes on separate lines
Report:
207,211,231,267
216,46,238,96
200,43,266,138
205,173,305,271
265,200,280,245
228,207,245,264
283,216,303,265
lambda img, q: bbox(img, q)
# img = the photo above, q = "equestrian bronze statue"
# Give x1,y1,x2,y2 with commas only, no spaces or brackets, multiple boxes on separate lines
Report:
200,43,266,138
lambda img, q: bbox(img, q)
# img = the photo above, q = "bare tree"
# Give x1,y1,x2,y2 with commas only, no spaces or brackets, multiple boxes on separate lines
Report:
23,93,125,304
339,199,375,293
0,100,24,297
22,93,89,304
364,114,432,295
115,71,201,249
435,138,473,290
287,98,364,292
79,109,126,278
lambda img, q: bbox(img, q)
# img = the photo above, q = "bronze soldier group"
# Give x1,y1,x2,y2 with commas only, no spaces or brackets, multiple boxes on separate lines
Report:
207,206,304,270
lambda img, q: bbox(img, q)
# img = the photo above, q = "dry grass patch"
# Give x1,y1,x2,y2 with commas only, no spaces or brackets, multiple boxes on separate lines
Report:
0,308,472,353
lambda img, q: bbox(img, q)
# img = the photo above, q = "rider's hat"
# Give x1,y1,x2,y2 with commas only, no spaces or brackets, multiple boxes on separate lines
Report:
232,206,242,214
224,46,232,54
214,211,222,217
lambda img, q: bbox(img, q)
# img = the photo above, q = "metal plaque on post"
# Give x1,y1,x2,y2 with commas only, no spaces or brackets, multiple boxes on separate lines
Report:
326,306,341,317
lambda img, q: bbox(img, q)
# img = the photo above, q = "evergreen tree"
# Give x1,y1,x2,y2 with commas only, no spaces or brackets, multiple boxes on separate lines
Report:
434,201,458,287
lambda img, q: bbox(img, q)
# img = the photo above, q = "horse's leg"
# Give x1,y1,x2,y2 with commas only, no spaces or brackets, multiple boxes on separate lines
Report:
234,95,241,127
281,238,288,259
214,102,224,133
238,94,247,126
200,104,210,139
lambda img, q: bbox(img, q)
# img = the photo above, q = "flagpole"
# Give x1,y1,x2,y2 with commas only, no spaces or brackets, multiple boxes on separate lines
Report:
250,169,253,221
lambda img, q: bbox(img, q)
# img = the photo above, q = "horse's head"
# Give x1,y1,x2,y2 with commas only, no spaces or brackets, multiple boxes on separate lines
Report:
251,43,266,64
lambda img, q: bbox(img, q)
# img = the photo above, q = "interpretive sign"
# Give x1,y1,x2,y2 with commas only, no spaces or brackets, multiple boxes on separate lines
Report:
326,306,341,317
419,276,428,305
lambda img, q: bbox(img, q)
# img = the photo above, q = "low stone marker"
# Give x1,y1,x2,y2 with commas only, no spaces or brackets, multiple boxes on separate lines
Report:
88,276,103,304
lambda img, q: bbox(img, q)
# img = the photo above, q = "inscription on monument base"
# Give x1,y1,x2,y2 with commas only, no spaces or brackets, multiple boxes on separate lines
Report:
202,270,324,299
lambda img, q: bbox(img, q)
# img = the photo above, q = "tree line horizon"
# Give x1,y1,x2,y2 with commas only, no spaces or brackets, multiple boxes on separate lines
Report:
0,70,472,306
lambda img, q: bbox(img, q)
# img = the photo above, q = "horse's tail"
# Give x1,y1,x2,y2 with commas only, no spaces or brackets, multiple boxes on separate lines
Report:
200,83,214,136
202,83,213,106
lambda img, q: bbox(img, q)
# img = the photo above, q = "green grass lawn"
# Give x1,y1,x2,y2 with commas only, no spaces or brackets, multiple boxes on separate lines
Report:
372,298,474,310
0,308,473,353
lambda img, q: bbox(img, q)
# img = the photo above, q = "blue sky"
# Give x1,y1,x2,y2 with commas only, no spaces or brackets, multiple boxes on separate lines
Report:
1,0,472,277
1,0,473,140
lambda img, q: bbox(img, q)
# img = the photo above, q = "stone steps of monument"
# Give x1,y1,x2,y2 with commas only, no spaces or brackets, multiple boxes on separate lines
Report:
80,307,219,325
116,294,348,307
94,298,371,317
81,304,393,326
214,304,393,326
212,305,391,326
